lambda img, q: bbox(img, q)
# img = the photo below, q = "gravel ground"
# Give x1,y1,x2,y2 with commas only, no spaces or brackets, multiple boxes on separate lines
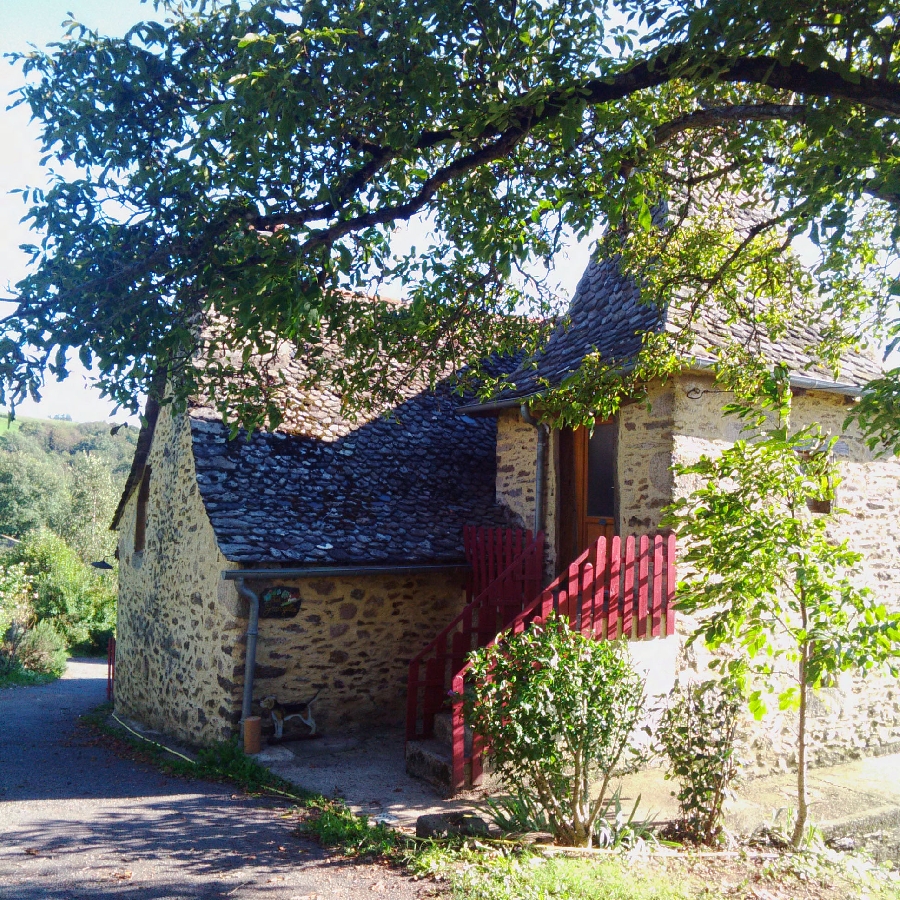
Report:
0,659,432,900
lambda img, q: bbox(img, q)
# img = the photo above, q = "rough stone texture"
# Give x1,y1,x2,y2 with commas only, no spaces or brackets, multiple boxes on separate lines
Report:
495,408,536,532
672,373,900,775
495,387,674,565
249,570,468,734
616,382,676,535
494,408,559,573
115,405,244,745
116,404,472,746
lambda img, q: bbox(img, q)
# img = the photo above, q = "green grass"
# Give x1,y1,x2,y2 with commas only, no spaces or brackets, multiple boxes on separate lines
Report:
0,663,59,688
450,853,704,900
81,705,900,900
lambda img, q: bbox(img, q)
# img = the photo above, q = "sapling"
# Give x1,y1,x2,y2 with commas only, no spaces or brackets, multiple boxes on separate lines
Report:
665,398,900,847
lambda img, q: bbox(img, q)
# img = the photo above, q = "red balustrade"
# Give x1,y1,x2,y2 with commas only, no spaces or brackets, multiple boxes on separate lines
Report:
405,527,544,746
449,532,677,791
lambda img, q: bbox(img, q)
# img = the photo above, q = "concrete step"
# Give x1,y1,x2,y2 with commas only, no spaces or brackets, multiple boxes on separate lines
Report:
405,739,453,796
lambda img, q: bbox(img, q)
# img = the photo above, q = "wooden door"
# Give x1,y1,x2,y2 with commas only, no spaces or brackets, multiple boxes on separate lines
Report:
558,422,616,571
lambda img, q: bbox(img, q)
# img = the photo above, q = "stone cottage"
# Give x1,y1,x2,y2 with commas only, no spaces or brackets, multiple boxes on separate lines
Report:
458,254,900,774
112,251,900,777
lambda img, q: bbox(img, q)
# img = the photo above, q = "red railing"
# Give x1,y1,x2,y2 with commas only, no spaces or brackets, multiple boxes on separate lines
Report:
107,634,116,702
405,527,544,746
450,532,677,790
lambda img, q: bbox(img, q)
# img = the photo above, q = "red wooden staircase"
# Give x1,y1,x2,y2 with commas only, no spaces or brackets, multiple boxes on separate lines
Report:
405,527,544,743
405,528,678,794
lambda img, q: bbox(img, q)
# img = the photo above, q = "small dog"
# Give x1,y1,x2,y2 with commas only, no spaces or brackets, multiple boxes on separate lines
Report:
259,691,320,740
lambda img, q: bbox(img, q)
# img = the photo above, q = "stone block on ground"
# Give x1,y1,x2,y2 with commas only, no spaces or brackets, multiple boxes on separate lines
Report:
415,812,489,840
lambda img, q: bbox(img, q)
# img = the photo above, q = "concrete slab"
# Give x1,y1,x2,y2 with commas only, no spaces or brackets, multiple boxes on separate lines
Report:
255,729,485,830
617,752,900,837
257,731,900,844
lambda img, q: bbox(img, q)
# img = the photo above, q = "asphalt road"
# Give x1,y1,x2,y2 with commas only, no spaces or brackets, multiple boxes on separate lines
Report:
0,659,429,899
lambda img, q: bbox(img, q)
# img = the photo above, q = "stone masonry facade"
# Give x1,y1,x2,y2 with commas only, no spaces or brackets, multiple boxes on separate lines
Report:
249,570,468,735
672,373,900,775
495,407,559,574
115,404,245,745
494,383,676,565
495,375,900,774
116,406,472,746
117,373,899,769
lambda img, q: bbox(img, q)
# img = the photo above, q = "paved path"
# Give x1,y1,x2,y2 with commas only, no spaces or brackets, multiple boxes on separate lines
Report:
0,660,429,899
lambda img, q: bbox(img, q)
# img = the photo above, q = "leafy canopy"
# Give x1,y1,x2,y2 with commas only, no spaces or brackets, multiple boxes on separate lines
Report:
3,0,899,434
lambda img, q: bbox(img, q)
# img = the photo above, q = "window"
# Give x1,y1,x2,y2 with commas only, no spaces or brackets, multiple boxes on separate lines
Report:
134,466,152,553
586,422,617,519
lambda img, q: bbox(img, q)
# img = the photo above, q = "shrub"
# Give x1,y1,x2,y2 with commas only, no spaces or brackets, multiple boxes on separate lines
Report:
466,614,645,847
6,529,116,648
0,561,35,676
656,679,742,844
18,620,68,677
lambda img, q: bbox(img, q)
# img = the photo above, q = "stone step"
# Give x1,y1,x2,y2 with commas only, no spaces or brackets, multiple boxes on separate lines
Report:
432,711,476,753
433,711,453,746
405,739,454,796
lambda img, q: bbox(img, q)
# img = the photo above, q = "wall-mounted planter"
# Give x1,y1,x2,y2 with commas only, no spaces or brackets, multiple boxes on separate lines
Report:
259,586,302,619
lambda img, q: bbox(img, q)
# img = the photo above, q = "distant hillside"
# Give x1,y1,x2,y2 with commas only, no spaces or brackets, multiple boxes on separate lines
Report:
0,415,138,553
0,415,138,479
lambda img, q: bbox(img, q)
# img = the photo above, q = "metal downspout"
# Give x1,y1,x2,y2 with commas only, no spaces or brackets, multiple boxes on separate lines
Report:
520,405,547,536
234,578,260,722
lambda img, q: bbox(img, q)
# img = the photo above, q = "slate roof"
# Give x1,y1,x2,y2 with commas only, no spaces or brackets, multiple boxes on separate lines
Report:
491,256,881,404
188,371,515,565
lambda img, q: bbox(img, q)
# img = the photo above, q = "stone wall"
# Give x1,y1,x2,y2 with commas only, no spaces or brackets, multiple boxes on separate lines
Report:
495,408,559,573
496,386,676,574
115,405,472,745
616,382,677,535
248,571,469,734
115,405,245,745
671,373,900,774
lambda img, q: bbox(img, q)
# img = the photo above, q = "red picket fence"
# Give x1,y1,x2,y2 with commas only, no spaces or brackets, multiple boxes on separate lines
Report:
450,532,677,790
405,527,544,745
107,634,116,702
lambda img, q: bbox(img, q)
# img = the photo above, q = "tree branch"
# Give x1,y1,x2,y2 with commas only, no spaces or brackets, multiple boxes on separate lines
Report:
257,49,899,244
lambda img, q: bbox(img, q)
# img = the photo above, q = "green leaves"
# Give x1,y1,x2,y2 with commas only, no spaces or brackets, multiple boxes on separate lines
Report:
664,411,900,839
656,679,742,844
1,0,898,435
466,615,645,847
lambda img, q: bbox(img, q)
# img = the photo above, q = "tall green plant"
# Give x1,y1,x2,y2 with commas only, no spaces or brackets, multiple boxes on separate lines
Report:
656,679,742,845
7,529,116,648
664,416,900,847
466,615,645,847
0,561,35,676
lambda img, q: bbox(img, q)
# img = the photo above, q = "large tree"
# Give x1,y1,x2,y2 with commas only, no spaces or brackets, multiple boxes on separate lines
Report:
3,0,899,437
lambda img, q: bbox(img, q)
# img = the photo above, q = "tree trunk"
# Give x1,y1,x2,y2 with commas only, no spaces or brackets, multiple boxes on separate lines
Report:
791,652,809,848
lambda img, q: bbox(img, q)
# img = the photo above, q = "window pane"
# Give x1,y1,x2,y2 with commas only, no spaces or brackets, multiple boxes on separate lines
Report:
587,423,616,518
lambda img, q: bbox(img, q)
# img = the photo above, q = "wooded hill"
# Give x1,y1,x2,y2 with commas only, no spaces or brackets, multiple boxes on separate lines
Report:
0,414,136,558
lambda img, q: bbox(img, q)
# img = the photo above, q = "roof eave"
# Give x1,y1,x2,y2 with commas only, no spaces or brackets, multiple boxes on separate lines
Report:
457,357,867,417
